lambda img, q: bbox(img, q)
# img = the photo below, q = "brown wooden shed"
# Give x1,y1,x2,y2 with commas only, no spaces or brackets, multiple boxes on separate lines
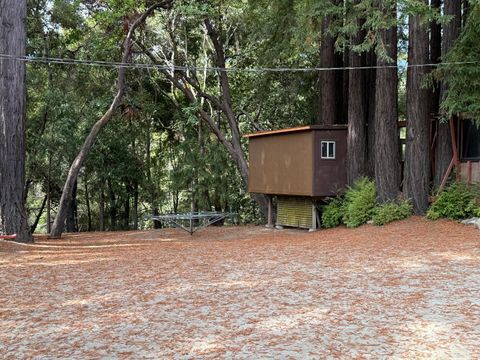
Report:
245,125,348,230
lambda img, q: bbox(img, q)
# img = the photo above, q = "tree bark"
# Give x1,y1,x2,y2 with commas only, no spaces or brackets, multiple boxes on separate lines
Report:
99,182,105,231
374,6,401,203
429,0,441,117
318,0,342,125
0,0,32,242
132,181,139,230
123,182,131,230
85,176,92,232
108,179,117,231
405,4,430,214
366,51,377,178
462,0,470,26
66,180,77,232
50,2,171,237
434,0,461,186
347,10,367,185
30,195,47,234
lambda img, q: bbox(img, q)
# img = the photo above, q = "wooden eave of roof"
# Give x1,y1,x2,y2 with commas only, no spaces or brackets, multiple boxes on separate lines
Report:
243,125,348,138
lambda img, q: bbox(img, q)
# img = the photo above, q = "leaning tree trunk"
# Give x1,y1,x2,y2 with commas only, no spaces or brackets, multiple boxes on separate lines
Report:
138,19,270,219
374,6,401,203
434,0,461,186
0,0,32,243
347,7,367,185
405,4,430,214
50,2,171,238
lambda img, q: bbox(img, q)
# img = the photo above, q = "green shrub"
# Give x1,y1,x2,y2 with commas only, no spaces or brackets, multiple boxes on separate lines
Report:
372,200,413,226
427,182,480,220
321,197,345,228
342,177,376,228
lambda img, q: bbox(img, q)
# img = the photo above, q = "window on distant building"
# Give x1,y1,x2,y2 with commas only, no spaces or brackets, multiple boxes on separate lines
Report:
321,141,336,159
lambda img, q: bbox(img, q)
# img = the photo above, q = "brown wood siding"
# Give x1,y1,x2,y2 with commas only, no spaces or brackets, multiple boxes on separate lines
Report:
313,129,348,197
248,131,314,196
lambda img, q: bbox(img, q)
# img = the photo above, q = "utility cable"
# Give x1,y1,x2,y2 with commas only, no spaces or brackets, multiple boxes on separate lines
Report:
0,53,477,73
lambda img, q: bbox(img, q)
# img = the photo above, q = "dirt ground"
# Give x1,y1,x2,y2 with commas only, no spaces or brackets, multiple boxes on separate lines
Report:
1,217,480,359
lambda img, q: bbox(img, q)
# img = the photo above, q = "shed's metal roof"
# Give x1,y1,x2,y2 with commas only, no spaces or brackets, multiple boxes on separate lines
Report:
243,125,347,138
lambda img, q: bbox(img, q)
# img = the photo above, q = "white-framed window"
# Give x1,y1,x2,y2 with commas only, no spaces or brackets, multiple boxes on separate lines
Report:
321,141,336,159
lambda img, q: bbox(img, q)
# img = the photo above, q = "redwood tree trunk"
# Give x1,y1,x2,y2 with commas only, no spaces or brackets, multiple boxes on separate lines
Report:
366,51,377,178
0,0,32,242
434,0,461,186
405,4,430,214
374,7,400,203
318,0,342,125
347,10,367,184
429,0,441,118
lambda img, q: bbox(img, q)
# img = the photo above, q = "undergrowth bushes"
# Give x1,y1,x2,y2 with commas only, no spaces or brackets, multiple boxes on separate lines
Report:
427,182,480,220
321,179,480,229
372,200,413,226
342,177,376,228
321,177,412,228
321,196,345,229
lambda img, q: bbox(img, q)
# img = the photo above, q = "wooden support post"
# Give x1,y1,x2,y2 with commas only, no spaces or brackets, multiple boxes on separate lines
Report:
468,161,472,183
449,115,460,181
309,202,317,232
266,196,273,228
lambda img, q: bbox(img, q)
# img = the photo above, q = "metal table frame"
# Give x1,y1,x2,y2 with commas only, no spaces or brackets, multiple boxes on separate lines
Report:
152,212,237,235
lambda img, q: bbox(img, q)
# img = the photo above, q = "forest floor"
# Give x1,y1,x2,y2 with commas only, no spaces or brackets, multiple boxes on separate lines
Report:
1,217,480,359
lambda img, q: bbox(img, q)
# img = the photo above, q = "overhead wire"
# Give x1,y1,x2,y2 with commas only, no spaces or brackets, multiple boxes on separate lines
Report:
0,53,478,73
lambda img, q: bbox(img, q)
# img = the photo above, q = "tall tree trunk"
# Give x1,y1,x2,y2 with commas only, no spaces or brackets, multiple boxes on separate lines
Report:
434,0,461,186
108,180,117,231
99,181,105,231
347,10,367,184
66,180,77,232
405,4,430,214
366,51,377,178
123,183,131,230
50,1,171,238
374,5,400,203
46,155,52,233
85,176,92,232
0,0,32,242
318,0,342,125
339,51,349,125
462,0,470,26
429,0,441,116
132,181,139,230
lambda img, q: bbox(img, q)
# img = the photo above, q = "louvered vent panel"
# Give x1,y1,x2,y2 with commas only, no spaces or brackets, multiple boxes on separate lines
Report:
277,197,313,229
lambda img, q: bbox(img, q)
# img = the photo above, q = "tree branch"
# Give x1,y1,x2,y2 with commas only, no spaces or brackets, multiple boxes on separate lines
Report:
50,1,172,238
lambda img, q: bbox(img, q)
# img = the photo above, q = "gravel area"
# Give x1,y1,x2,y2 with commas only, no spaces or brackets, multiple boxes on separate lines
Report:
1,217,480,359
